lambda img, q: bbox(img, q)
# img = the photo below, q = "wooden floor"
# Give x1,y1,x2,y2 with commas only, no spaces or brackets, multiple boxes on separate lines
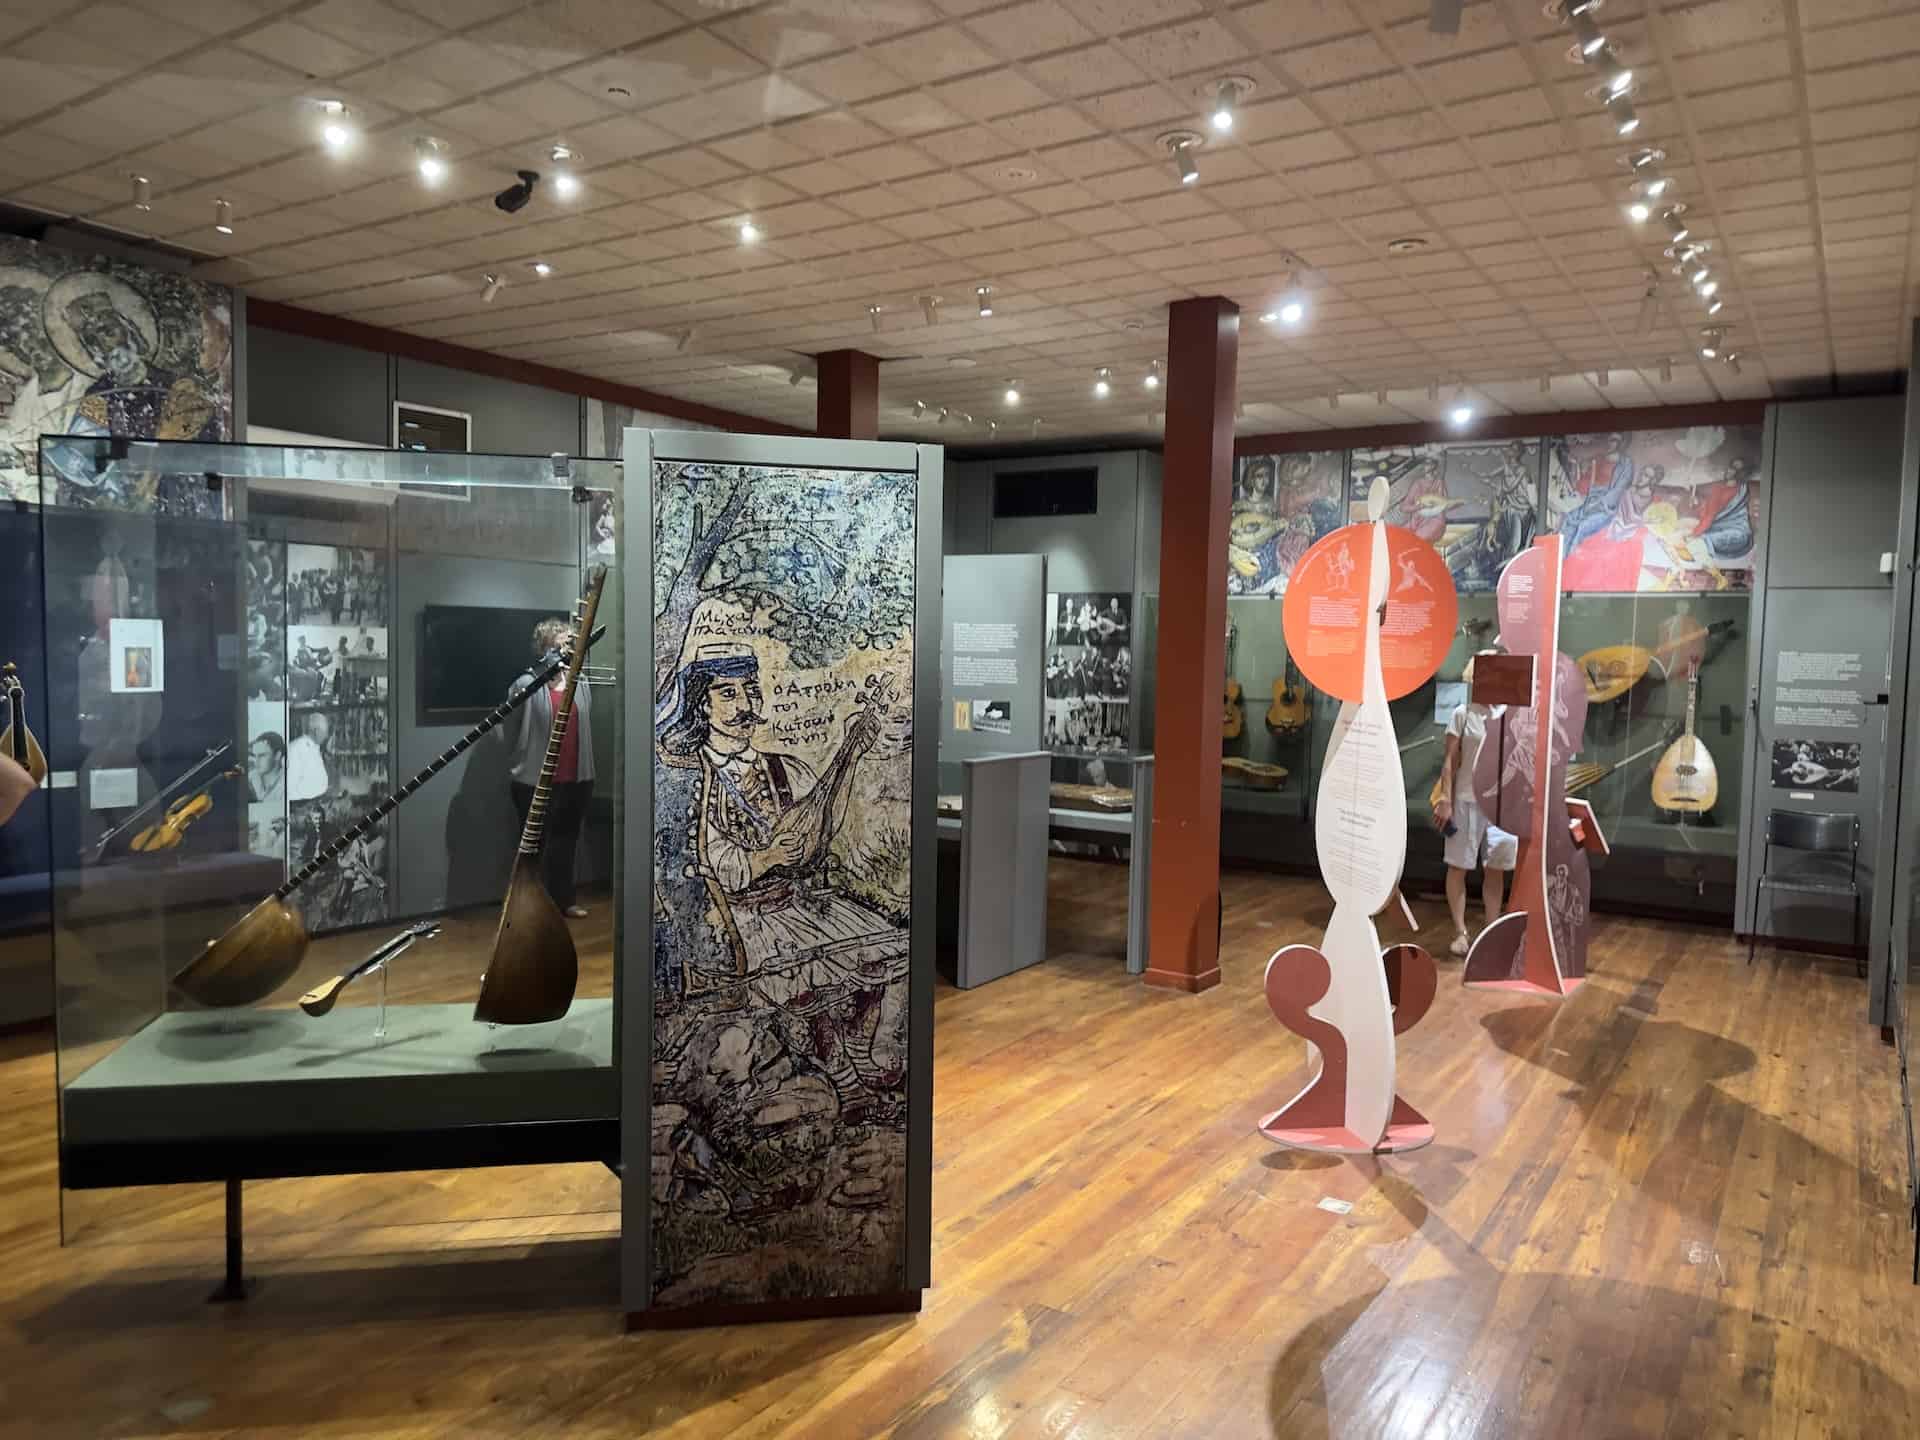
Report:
0,860,1913,1438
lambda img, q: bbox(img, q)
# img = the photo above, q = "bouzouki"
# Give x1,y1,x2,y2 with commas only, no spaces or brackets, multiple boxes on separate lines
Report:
1266,655,1308,738
475,564,608,1025
1579,619,1734,705
175,619,607,1009
1223,619,1244,741
1651,667,1718,815
299,920,440,1016
1565,729,1677,796
1,662,47,785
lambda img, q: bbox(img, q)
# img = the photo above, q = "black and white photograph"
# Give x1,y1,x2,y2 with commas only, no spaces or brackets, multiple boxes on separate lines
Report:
970,698,1013,735
1045,645,1131,702
1045,698,1129,756
246,699,288,862
287,624,388,706
1771,738,1861,793
286,542,387,626
1050,591,1131,650
245,539,287,700
284,702,392,929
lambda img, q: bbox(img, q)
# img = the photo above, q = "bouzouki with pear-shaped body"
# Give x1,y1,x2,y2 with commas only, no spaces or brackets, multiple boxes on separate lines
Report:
1650,666,1718,815
1,662,47,785
474,564,607,1025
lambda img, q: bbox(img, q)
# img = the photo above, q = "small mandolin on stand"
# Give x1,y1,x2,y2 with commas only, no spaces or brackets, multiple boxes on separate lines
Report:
474,564,607,1026
1,662,47,785
175,620,607,1009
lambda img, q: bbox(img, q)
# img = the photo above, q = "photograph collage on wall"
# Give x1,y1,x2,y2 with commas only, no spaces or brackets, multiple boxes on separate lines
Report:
1045,592,1131,755
1549,426,1763,592
1,235,233,513
1227,450,1344,596
1350,440,1540,593
650,458,916,1310
245,539,393,930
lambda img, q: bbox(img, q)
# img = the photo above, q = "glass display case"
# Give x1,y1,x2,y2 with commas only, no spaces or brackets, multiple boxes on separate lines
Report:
35,437,624,1202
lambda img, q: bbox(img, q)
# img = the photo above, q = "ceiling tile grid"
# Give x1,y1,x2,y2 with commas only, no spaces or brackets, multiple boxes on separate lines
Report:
1,0,1914,439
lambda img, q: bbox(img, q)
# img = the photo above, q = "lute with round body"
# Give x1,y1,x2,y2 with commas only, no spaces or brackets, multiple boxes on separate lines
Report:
1,662,47,785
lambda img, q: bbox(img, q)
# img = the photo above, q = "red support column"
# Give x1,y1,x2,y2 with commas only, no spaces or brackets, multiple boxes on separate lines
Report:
816,350,881,440
1145,297,1239,994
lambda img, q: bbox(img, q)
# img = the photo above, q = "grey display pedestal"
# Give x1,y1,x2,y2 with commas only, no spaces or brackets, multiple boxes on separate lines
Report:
953,752,1051,989
1127,756,1153,976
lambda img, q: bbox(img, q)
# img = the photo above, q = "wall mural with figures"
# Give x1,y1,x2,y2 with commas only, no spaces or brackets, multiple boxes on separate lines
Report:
1548,426,1762,592
649,458,917,1310
1350,441,1540,595
1227,450,1343,596
0,236,232,510
244,538,393,931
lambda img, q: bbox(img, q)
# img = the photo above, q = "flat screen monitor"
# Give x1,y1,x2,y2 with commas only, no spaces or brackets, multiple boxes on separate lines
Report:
417,604,564,727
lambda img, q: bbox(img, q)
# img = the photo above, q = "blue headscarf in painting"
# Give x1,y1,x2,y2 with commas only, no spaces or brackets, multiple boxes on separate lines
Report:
656,642,760,758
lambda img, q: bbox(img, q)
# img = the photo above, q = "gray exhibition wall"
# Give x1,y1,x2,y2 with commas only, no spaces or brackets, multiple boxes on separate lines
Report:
941,554,1046,761
248,327,390,445
1739,395,1905,947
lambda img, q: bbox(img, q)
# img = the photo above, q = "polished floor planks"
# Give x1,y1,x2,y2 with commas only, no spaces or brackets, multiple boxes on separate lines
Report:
0,859,1912,1437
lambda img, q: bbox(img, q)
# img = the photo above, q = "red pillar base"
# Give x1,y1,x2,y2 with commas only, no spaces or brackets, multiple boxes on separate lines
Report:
1143,965,1222,994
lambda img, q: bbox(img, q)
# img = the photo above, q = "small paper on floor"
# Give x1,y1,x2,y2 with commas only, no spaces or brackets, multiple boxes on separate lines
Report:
1317,1196,1354,1215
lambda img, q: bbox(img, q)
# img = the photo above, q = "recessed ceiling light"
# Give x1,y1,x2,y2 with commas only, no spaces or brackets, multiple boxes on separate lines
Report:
947,356,978,369
739,218,758,243
1094,367,1111,397
481,273,502,303
1450,403,1474,427
1387,237,1430,254
415,137,447,184
1004,380,1021,405
1628,201,1650,222
1144,360,1162,390
530,260,552,277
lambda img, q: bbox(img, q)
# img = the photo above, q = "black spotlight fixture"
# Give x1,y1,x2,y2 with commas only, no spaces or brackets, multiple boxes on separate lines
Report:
494,169,540,214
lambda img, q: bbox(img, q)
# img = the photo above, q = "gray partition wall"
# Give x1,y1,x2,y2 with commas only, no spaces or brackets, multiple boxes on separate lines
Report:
955,752,1051,988
1740,397,1906,955
942,554,1045,760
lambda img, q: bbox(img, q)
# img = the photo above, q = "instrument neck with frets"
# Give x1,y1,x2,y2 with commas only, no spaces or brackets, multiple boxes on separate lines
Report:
515,622,596,861
273,624,603,904
1,661,47,784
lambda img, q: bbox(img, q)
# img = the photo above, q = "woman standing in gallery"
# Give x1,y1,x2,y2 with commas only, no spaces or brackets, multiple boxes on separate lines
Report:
1431,652,1516,957
503,616,595,918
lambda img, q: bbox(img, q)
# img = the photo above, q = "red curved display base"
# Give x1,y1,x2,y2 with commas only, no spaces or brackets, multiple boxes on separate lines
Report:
1259,1095,1435,1155
1465,974,1585,998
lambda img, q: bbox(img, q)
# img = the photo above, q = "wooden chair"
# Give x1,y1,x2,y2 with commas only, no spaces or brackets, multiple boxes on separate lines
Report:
1746,809,1861,974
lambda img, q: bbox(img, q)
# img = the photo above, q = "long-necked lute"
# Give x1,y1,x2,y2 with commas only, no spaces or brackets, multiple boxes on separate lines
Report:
299,920,440,1016
1,662,47,785
474,565,607,1025
174,621,606,1009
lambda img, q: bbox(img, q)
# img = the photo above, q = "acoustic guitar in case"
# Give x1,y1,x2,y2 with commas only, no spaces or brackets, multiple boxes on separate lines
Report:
1266,655,1308,739
1650,668,1718,816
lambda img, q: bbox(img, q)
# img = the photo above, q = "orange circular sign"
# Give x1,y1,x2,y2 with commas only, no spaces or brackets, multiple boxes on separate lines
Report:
1281,523,1456,702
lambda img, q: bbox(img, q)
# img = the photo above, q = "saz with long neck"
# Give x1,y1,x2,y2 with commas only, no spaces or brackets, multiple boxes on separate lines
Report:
475,564,607,1025
173,619,606,1010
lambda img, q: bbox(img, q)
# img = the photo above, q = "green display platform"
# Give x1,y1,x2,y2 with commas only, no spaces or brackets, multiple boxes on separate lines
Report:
64,999,614,1143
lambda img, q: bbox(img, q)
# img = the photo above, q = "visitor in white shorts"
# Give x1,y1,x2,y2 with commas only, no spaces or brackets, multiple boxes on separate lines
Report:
1431,655,1514,959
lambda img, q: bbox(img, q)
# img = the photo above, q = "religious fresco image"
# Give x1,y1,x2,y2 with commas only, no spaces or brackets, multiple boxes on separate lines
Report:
650,458,916,1309
1227,450,1344,595
1350,441,1540,593
1548,426,1763,592
1,236,233,509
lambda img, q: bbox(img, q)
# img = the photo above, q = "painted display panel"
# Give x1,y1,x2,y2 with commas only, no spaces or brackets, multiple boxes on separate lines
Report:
1227,450,1344,596
1349,441,1540,594
1547,426,1762,592
650,459,916,1309
1,236,233,509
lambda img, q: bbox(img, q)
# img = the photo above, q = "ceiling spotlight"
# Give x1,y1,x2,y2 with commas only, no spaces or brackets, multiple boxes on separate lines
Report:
1602,54,1634,95
1596,368,1609,388
1144,360,1162,391
1175,139,1199,185
988,420,998,437
1706,297,1724,316
530,260,552,277
1645,177,1670,198
1659,357,1673,382
1698,280,1718,298
129,172,150,211
1700,343,1717,359
868,303,883,333
1663,208,1691,243
739,218,759,243
913,400,926,418
1030,418,1043,437
1280,296,1305,325
1160,130,1205,187
938,407,951,425
1004,380,1021,406
319,100,354,151
1627,147,1662,171
976,284,993,317
1094,368,1111,397
1609,97,1639,135
213,198,233,235
1210,81,1237,133
962,413,974,425
481,273,503,303
415,137,447,184
1450,400,1475,428
1698,327,1724,360
1727,352,1742,376
1628,201,1651,223
917,294,942,325
788,365,807,387
1568,8,1605,56
549,144,579,198
675,326,694,352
